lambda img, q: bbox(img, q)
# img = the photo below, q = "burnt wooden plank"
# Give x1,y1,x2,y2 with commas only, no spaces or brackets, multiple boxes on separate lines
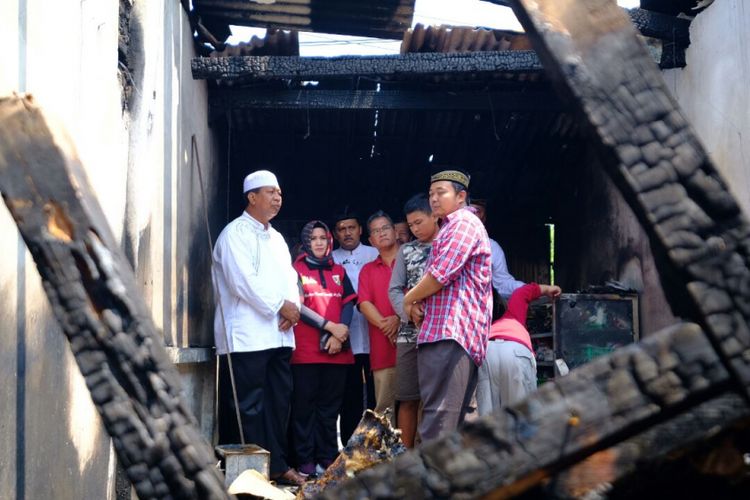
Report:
208,89,563,112
193,0,415,40
550,392,750,497
322,322,735,498
191,51,544,81
509,0,750,398
0,95,229,499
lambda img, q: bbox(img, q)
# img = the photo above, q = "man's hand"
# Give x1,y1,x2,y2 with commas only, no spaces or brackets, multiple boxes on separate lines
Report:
325,336,343,355
279,318,293,331
326,322,349,343
541,284,562,299
279,300,300,324
404,301,414,322
405,301,424,326
380,315,401,343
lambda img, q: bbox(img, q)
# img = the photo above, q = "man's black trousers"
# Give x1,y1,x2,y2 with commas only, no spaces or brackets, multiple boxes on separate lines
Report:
217,348,293,476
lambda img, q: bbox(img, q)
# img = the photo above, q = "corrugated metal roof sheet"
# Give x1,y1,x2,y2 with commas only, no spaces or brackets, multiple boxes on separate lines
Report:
401,24,531,54
210,29,299,57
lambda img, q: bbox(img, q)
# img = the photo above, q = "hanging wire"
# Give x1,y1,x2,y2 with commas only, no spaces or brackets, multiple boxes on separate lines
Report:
488,91,501,141
192,134,245,445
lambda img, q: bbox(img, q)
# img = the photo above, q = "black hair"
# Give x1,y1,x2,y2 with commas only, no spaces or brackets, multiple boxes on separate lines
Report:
334,208,362,226
367,210,393,230
449,182,471,205
491,288,507,322
403,193,431,216
243,187,262,199
450,181,467,194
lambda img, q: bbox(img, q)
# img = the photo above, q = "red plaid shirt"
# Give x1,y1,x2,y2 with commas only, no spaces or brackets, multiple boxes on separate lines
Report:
418,207,493,365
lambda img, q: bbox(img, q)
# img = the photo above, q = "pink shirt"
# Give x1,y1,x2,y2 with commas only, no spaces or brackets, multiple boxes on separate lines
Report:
488,283,542,353
419,207,493,366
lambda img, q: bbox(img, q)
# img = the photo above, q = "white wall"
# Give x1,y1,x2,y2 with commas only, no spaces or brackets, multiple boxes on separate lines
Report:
0,1,219,497
663,0,750,218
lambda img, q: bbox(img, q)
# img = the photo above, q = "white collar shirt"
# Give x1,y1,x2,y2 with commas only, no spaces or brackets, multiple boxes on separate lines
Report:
332,243,379,354
213,212,300,354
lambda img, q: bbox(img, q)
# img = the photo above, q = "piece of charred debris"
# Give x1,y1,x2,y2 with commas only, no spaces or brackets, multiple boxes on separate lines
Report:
296,409,405,499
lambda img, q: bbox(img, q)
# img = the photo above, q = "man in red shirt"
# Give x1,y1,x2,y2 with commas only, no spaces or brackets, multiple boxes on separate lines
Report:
404,166,493,440
358,210,400,417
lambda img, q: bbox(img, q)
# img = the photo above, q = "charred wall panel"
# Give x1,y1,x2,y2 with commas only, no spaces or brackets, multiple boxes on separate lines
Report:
555,147,679,336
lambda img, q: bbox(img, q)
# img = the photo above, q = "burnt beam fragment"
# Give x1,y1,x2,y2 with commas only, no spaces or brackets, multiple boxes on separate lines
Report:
510,0,750,399
191,51,544,81
549,392,750,497
0,95,229,499
482,2,692,45
322,322,735,499
628,8,691,46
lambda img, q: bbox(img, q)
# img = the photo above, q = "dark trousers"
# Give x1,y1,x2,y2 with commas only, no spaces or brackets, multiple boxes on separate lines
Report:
217,348,293,476
417,340,478,441
339,353,376,446
290,364,348,465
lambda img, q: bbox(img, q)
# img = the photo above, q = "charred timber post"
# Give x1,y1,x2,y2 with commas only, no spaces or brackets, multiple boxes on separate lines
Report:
508,0,750,399
0,95,229,499
322,322,735,499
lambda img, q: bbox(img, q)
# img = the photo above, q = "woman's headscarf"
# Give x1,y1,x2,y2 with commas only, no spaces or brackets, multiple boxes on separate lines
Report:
299,220,334,268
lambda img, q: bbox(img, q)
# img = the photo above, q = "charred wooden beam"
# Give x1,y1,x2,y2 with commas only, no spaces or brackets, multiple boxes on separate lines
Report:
0,95,229,499
322,322,735,498
482,2,691,45
509,0,750,398
193,0,415,40
550,392,750,497
208,89,564,114
191,51,543,81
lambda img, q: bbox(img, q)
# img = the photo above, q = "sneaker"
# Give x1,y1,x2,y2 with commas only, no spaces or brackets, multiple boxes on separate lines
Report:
315,463,328,476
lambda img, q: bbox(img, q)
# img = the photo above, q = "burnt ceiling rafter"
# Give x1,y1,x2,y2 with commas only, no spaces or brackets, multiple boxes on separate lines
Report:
192,51,543,82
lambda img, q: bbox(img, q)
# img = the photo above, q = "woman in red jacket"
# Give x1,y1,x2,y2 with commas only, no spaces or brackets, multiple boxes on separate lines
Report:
291,220,356,477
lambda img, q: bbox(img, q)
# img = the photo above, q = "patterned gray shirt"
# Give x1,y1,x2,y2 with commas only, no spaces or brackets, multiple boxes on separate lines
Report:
388,240,432,343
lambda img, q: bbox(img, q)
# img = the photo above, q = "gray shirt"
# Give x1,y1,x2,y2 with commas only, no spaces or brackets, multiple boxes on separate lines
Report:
388,240,431,344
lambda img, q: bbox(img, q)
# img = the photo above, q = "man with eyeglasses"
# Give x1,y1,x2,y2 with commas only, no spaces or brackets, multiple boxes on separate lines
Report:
357,210,400,419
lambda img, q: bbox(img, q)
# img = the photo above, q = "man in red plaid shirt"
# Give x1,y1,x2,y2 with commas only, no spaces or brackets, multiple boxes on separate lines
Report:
403,166,493,440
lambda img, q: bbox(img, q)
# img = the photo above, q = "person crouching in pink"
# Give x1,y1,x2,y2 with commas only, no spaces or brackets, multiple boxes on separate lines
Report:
476,283,561,414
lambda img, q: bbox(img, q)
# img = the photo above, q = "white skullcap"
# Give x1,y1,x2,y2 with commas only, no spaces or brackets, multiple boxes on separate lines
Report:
243,170,280,193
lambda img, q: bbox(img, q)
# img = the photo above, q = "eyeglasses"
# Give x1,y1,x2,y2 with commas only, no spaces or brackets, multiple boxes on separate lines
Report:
370,224,393,235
